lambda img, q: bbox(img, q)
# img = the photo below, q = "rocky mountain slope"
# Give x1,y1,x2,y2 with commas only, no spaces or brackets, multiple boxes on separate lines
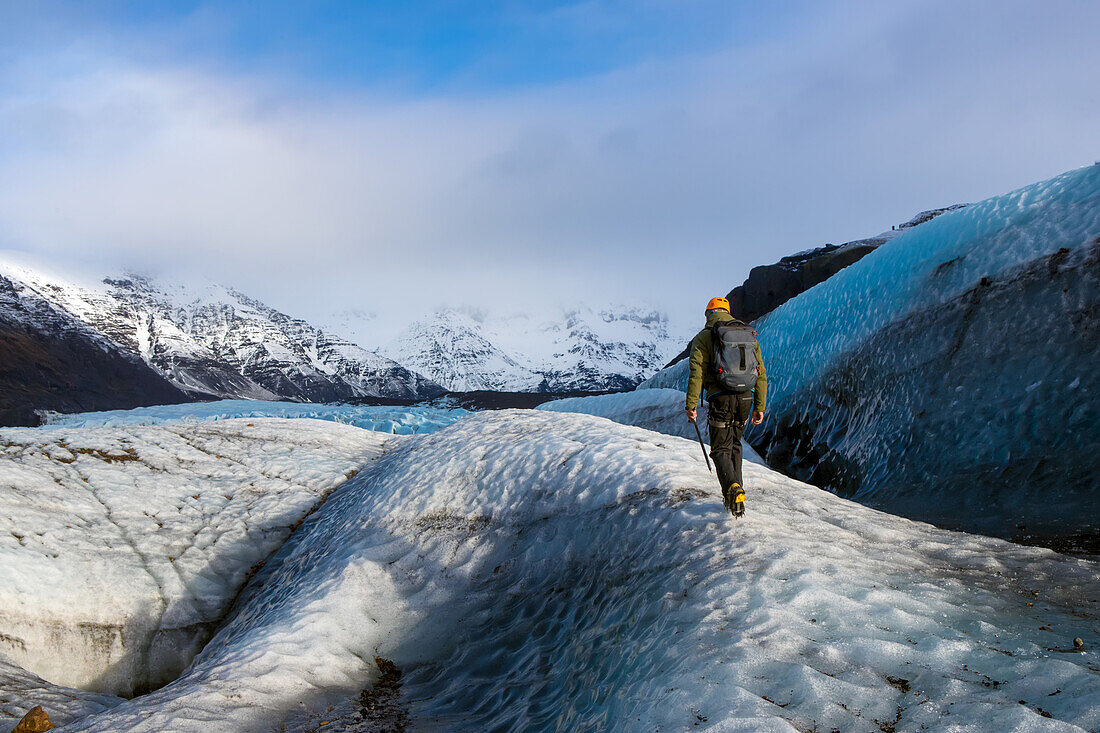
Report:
0,255,443,408
0,274,192,426
381,310,535,392
381,306,682,392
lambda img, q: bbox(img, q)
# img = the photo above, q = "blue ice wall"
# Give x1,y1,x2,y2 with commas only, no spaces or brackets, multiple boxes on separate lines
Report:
647,164,1100,543
755,165,1100,407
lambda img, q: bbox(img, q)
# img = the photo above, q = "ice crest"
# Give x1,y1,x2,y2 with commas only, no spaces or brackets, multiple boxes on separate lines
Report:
7,411,1092,732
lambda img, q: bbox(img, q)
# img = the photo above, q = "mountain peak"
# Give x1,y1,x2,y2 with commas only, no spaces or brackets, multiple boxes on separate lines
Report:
380,304,681,393
0,257,443,403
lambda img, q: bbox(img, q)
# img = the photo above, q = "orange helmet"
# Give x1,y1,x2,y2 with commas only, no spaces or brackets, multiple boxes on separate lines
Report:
706,296,730,313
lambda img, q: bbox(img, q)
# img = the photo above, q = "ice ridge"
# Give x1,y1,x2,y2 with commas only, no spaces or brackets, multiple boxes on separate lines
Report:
41,411,1100,732
640,164,1100,540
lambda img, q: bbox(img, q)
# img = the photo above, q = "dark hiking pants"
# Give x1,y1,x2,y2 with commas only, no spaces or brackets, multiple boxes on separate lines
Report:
708,392,754,504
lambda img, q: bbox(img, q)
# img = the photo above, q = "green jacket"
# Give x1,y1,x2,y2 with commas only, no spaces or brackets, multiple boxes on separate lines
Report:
686,311,767,412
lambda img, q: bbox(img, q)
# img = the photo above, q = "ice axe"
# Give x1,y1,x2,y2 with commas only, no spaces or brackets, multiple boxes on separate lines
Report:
690,415,713,472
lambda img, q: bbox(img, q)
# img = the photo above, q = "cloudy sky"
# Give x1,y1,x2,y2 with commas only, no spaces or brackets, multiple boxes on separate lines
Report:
1,0,1097,340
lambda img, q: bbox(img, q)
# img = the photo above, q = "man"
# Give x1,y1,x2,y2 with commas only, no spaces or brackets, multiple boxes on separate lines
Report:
685,296,767,517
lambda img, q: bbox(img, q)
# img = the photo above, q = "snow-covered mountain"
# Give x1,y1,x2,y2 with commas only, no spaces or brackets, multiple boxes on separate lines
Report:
0,272,191,425
1,251,678,404
0,255,443,403
380,306,683,392
381,309,537,392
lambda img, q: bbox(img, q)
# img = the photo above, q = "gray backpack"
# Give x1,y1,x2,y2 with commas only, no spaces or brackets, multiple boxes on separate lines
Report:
711,321,759,393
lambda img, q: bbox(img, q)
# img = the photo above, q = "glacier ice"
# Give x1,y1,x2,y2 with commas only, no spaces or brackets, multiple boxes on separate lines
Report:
536,388,767,465
5,412,1095,731
42,399,468,435
643,164,1100,542
0,656,122,729
0,419,388,697
537,387,709,441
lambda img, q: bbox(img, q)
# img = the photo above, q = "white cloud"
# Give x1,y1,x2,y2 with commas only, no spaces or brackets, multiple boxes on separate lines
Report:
0,0,1097,339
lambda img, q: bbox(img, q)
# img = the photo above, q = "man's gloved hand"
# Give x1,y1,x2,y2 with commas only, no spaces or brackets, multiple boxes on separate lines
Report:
752,410,764,425
686,408,697,423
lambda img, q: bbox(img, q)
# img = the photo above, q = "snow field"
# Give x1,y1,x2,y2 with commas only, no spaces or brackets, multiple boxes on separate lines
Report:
42,399,468,434
54,411,1099,732
0,418,390,703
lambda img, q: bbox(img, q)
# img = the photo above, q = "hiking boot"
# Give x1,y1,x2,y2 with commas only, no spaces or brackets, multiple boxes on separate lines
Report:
730,483,745,518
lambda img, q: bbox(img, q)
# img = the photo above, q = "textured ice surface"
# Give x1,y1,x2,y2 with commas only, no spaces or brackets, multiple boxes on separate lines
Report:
0,419,388,699
537,388,708,441
637,359,690,392
43,399,467,435
536,388,766,464
47,412,1098,732
643,164,1100,539
0,656,122,730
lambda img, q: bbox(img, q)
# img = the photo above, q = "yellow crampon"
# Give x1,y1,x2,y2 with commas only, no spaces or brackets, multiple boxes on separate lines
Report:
730,483,745,518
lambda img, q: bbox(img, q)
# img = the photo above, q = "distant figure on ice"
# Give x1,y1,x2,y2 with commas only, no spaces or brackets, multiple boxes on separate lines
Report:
685,297,767,518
